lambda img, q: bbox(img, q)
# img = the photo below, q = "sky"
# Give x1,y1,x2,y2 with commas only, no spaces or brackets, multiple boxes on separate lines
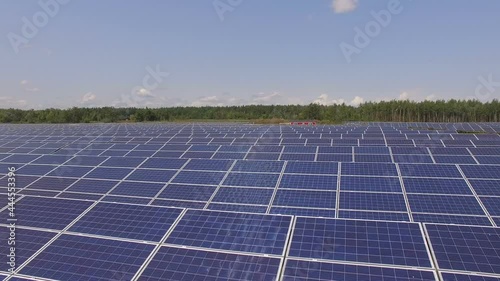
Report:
1,0,500,109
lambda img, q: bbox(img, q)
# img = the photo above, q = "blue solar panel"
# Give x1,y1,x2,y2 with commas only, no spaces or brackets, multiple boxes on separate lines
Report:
408,194,485,215
318,147,352,154
355,154,393,163
426,224,500,274
65,156,107,166
85,167,133,180
317,154,353,162
282,260,436,281
341,163,398,176
430,147,470,155
218,145,250,152
223,172,279,188
69,203,183,241
289,218,431,267
245,152,280,160
212,186,274,205
184,159,233,171
355,146,390,154
166,210,291,255
339,210,409,221
283,146,316,153
391,147,430,155
280,153,316,161
461,165,500,179
182,151,215,158
18,189,59,197
285,161,338,175
101,156,146,167
412,213,492,226
151,199,207,209
0,197,92,230
26,176,77,191
58,192,102,201
441,273,500,281
0,227,56,267
157,184,216,201
110,181,165,197
403,178,472,194
47,165,93,178
341,176,402,192
172,170,225,185
67,179,118,193
232,160,284,173
434,155,477,164
270,207,335,218
17,164,56,176
273,189,336,208
480,197,500,216
139,246,281,281
19,234,155,280
207,203,268,213
340,192,407,212
399,164,462,178
1,154,40,163
140,158,187,169
102,195,152,205
126,169,177,182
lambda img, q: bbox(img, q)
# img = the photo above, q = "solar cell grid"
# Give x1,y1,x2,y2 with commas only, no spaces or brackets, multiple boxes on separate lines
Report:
110,181,165,197
69,202,183,241
206,203,268,213
284,161,338,175
223,172,279,188
282,260,436,281
341,176,402,192
441,273,500,281
399,164,462,178
172,170,225,185
289,217,432,267
0,227,56,267
19,234,155,281
340,192,407,212
403,178,472,195
341,162,398,176
279,174,337,190
126,169,177,182
183,158,233,171
462,165,500,179
273,189,336,209
165,209,291,255
212,186,274,205
412,213,492,226
84,167,133,180
139,246,281,281
426,224,500,274
408,194,485,215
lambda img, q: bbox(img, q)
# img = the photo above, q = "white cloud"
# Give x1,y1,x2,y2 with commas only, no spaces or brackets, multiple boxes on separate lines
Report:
135,88,154,97
251,92,283,104
332,0,358,13
399,91,410,100
80,92,96,104
425,94,436,101
313,94,346,105
25,87,40,92
0,96,29,108
20,80,28,85
191,96,225,106
350,96,364,106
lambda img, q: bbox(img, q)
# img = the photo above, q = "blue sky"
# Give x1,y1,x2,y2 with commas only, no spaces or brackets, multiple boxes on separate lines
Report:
1,0,500,109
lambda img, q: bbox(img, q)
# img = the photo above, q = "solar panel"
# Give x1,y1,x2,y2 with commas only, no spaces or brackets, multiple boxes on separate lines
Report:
279,174,337,190
273,189,336,208
403,178,472,194
441,273,500,281
140,158,187,169
69,202,183,241
172,170,225,185
184,159,233,171
19,234,155,280
207,203,267,213
223,172,279,188
165,209,291,255
408,194,485,215
461,165,500,179
412,213,492,226
212,186,274,205
67,179,118,194
157,183,216,201
289,218,431,267
339,210,409,221
0,227,56,267
426,224,500,274
433,155,477,164
139,246,281,281
340,192,407,212
480,197,500,216
341,163,398,176
399,164,462,178
341,176,402,192
0,197,92,230
285,161,338,175
110,181,165,197
469,180,500,196
270,207,335,218
245,152,280,160
17,164,56,176
101,156,146,167
126,169,177,182
26,176,77,191
151,199,206,209
282,259,436,281
58,192,102,201
102,195,153,205
84,167,133,180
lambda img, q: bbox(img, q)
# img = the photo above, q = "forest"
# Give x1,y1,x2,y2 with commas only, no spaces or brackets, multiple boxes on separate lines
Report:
0,99,499,123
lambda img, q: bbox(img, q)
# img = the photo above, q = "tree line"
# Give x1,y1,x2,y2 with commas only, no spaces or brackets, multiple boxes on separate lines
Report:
0,99,499,123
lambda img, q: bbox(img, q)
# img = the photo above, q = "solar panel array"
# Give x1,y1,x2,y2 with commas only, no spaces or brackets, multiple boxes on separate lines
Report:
1,122,500,280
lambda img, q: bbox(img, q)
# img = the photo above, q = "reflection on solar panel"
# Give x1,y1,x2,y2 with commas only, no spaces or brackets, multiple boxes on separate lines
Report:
282,260,436,281
2,122,500,280
166,210,291,255
69,202,182,241
140,246,281,281
290,218,431,267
